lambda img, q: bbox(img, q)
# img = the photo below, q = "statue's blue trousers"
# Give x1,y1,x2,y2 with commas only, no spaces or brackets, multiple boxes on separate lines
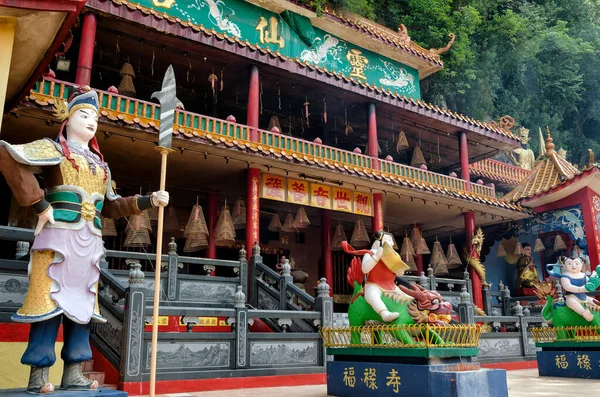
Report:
21,315,92,367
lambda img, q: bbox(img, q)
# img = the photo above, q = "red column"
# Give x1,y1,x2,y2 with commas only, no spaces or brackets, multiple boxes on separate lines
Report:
75,13,97,86
458,131,470,190
246,168,260,259
247,65,260,142
367,103,380,170
584,188,600,271
207,191,218,259
415,224,424,274
372,193,383,232
322,210,333,296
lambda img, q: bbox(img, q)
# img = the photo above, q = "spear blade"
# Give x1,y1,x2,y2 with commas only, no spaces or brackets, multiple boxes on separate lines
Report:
151,65,183,149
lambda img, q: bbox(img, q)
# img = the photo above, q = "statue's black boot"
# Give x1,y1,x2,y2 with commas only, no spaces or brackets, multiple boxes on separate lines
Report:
60,363,98,391
26,366,54,395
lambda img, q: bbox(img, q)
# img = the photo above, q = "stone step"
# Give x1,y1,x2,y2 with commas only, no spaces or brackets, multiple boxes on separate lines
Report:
82,371,105,385
81,360,94,372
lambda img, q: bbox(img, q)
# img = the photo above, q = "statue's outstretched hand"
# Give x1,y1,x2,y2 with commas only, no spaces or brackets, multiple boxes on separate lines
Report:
151,190,169,207
34,206,55,236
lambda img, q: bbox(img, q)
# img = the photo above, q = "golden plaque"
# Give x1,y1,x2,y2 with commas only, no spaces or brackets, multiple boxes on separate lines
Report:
381,242,410,275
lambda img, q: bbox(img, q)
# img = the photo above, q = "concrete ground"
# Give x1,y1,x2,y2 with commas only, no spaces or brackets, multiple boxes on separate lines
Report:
150,369,594,397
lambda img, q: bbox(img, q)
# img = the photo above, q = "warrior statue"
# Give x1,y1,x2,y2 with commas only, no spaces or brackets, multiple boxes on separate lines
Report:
516,243,540,296
0,87,169,393
343,231,410,322
508,127,536,171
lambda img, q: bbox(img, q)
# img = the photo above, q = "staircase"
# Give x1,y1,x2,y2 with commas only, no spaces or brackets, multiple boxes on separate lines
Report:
82,360,116,390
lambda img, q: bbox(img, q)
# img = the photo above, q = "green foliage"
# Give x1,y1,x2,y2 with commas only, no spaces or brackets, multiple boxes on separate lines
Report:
341,0,600,164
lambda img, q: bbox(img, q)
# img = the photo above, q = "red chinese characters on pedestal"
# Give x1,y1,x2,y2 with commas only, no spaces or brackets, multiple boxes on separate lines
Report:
287,179,309,205
311,183,332,209
354,193,372,216
261,174,285,202
333,187,353,213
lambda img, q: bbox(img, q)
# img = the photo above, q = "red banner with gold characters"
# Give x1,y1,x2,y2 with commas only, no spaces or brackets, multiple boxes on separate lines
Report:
260,173,372,216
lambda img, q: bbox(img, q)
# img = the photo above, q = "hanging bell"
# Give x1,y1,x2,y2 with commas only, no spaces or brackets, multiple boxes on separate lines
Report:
534,238,545,252
410,146,426,168
331,224,347,251
232,198,246,229
268,213,283,232
396,129,409,152
215,205,236,246
445,240,462,268
513,241,523,256
350,218,370,248
293,207,310,229
553,234,567,252
416,238,430,255
497,242,507,257
281,213,296,233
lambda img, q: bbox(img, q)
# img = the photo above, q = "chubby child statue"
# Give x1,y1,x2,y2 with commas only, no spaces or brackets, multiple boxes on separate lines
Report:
0,87,169,394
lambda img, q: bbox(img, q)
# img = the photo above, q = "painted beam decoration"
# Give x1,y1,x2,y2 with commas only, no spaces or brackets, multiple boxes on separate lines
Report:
261,173,372,216
134,0,420,98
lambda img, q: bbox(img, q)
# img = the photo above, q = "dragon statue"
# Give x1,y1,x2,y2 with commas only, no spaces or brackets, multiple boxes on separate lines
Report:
346,255,453,345
466,227,488,287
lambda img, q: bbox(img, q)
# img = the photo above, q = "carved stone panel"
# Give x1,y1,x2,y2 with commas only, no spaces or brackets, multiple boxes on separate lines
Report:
0,273,29,307
178,281,235,303
236,310,247,368
257,288,279,310
478,337,522,358
250,341,318,366
92,310,122,356
116,275,166,300
146,342,230,370
126,290,144,377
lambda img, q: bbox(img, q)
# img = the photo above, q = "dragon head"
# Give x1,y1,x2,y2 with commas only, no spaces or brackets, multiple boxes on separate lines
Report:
399,283,453,325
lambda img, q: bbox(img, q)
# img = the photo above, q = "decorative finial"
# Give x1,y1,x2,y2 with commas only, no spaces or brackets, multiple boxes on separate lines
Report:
168,237,177,254
317,278,331,297
239,246,247,259
252,241,261,256
460,285,471,303
281,259,291,277
234,285,246,308
545,126,555,156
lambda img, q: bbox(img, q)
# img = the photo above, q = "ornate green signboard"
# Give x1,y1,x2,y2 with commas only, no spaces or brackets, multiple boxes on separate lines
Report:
136,0,421,99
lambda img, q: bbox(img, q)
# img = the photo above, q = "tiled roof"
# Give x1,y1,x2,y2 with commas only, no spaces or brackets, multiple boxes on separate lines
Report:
470,159,531,186
502,133,581,203
93,0,519,142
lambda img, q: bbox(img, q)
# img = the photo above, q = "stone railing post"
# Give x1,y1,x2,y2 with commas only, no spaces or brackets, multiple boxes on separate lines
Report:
314,278,333,365
120,260,146,383
238,246,248,298
234,286,249,369
427,264,436,291
482,283,491,315
419,271,428,288
166,237,179,301
15,241,30,260
463,268,473,300
249,242,262,307
279,259,292,309
458,285,475,324
514,301,529,356
502,285,511,316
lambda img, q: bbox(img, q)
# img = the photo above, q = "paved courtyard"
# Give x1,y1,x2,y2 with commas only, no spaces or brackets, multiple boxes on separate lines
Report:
150,369,594,397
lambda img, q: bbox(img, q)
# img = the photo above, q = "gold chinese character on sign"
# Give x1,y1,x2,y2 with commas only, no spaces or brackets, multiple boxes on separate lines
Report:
152,0,176,8
343,367,356,388
555,354,569,369
577,354,591,370
346,49,368,81
386,369,401,393
363,368,377,390
255,16,285,48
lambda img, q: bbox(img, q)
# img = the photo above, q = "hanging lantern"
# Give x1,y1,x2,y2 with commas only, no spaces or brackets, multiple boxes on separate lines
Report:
215,205,236,246
553,234,567,252
513,241,523,256
416,238,430,255
431,241,449,276
282,213,296,233
396,130,409,152
183,204,209,237
497,242,507,257
410,146,426,168
232,198,246,229
126,211,152,232
350,219,370,248
164,207,180,232
445,238,462,268
534,238,545,252
293,207,310,229
118,62,136,97
400,236,415,258
124,213,151,248
101,216,118,237
184,232,208,252
268,213,282,232
331,224,347,251
410,227,422,251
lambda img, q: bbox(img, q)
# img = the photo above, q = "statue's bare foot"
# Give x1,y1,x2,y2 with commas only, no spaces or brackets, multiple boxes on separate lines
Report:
583,310,594,322
60,363,99,391
381,310,400,322
26,366,54,395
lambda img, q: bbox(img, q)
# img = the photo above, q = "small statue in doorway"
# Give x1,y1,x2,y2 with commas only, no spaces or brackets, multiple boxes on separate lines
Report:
516,243,540,295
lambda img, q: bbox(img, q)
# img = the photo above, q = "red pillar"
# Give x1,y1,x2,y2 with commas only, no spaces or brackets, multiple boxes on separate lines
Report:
207,190,218,259
367,103,380,170
372,193,383,232
584,188,600,271
415,224,424,274
322,210,333,296
458,131,470,190
75,13,97,86
247,65,260,142
246,168,260,259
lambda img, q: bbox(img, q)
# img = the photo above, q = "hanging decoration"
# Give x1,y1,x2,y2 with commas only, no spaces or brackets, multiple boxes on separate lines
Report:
513,241,523,256
437,137,441,163
277,81,281,110
293,207,310,229
400,235,417,272
415,237,430,255
164,207,180,232
553,234,567,252
183,202,209,252
410,146,426,168
124,212,152,248
331,223,347,251
151,49,155,76
350,218,370,248
101,217,118,237
220,68,224,92
396,129,409,152
497,241,507,257
268,213,283,232
208,68,218,103
431,240,449,276
282,213,296,233
445,237,462,268
534,238,545,252
304,97,310,128
410,226,422,251
323,99,328,124
215,204,236,246
345,108,353,135
184,233,208,252
118,62,136,97
232,197,246,229
268,116,282,133
186,59,192,82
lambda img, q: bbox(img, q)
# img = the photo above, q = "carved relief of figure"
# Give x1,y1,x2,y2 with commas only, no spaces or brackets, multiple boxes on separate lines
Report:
508,127,536,170
0,87,169,393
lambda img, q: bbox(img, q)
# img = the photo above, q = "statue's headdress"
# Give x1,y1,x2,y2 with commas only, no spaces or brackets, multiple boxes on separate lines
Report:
518,127,530,145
